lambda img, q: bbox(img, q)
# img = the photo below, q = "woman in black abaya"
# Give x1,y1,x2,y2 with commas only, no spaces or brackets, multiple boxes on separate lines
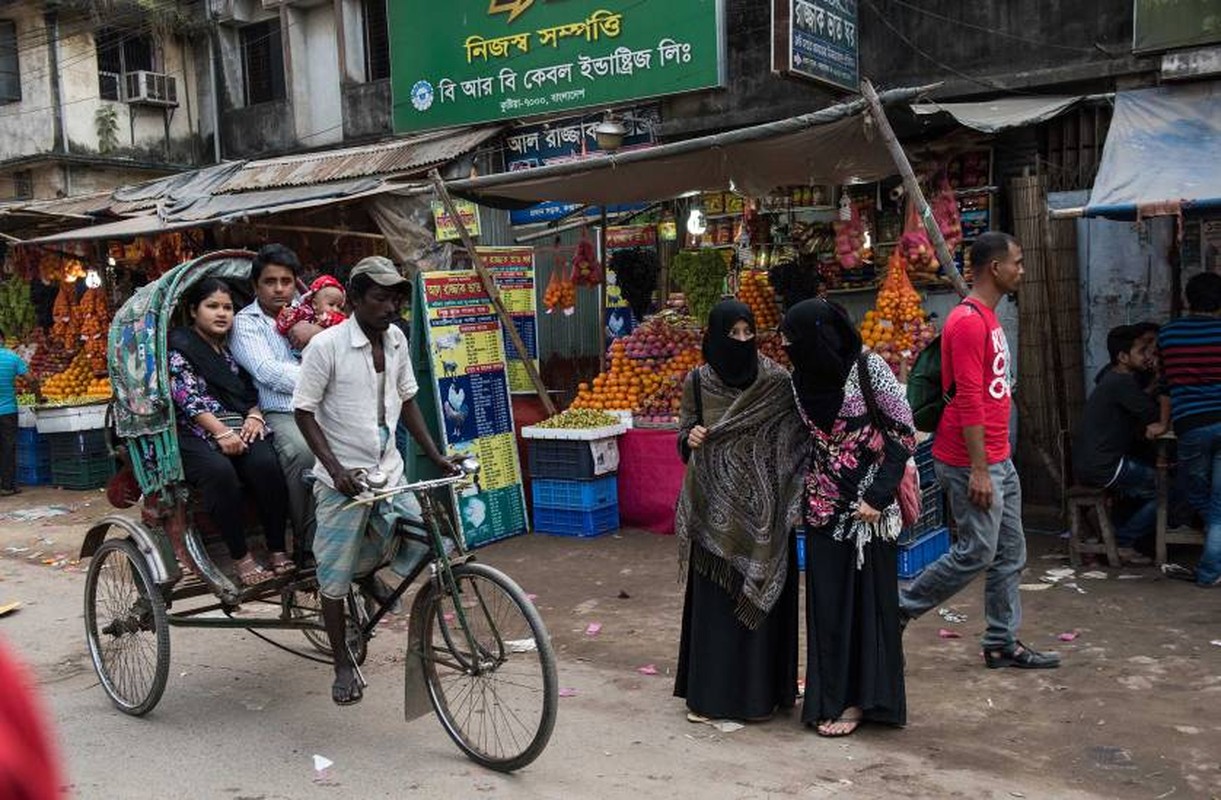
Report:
782,298,914,736
673,301,808,722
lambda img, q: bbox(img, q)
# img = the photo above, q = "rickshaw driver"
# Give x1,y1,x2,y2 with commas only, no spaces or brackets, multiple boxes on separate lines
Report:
292,256,458,706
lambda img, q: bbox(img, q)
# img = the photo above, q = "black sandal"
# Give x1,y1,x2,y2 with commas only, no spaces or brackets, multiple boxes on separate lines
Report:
331,674,363,706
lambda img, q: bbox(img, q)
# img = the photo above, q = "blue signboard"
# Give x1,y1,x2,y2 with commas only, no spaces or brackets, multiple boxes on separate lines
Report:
777,0,859,93
505,106,660,225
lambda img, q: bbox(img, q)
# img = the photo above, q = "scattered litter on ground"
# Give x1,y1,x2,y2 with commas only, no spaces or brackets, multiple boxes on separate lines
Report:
937,628,961,639
585,622,602,636
0,601,21,617
1117,574,1143,580
1173,725,1200,735
1043,568,1076,583
526,593,538,602
313,755,333,772
709,720,744,733
1062,582,1088,594
636,664,658,675
1080,571,1108,580
1209,640,1221,647
1057,630,1080,642
505,638,537,654
1160,563,1194,581
1020,583,1052,591
938,608,967,623
0,505,77,522
987,698,994,708
618,590,631,599
558,687,578,698
1039,553,1069,560
1089,745,1134,769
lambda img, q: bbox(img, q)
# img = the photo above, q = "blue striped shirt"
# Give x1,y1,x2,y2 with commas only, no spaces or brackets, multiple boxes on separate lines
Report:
1159,315,1221,433
229,301,301,413
0,348,28,415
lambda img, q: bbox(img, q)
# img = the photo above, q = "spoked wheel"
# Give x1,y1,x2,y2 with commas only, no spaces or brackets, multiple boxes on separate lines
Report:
420,562,557,772
83,538,170,716
289,587,368,665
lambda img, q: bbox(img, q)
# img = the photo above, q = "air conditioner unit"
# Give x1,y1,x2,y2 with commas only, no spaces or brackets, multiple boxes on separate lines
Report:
124,71,178,107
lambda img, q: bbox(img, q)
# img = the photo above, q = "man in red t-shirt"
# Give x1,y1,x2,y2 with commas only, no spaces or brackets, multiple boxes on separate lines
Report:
899,232,1060,670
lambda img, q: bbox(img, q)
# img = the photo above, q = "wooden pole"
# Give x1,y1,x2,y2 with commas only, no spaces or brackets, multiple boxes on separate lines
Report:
860,78,970,298
598,206,609,374
429,169,557,417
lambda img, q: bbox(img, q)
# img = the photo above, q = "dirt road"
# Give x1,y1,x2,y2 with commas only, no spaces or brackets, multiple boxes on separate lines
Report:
0,488,1218,798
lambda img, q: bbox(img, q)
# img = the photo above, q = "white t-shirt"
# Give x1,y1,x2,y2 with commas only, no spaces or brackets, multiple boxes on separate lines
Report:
292,318,418,488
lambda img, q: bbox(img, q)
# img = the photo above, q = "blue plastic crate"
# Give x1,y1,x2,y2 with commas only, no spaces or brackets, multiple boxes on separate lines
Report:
796,530,806,572
915,439,937,487
17,427,41,449
531,475,618,511
899,485,945,544
533,502,619,537
17,461,52,486
898,526,950,579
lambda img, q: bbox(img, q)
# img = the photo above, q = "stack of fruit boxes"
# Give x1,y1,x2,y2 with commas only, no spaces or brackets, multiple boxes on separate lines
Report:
521,421,626,537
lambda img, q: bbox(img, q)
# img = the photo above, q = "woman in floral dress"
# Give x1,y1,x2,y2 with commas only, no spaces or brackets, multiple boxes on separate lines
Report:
781,298,915,736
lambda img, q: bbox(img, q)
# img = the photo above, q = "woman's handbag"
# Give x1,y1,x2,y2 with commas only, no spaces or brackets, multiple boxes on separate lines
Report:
856,354,921,527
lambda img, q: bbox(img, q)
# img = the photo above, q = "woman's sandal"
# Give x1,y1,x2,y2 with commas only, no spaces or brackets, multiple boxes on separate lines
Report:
269,552,296,576
816,708,864,737
234,555,274,587
332,674,363,706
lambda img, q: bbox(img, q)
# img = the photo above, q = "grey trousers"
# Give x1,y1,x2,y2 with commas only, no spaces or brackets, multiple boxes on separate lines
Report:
899,459,1026,650
266,411,316,551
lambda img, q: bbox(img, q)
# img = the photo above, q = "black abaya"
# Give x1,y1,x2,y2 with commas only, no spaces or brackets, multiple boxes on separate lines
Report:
803,532,906,727
674,536,800,719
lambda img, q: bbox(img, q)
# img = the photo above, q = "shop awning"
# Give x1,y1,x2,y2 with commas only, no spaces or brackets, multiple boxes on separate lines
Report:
441,85,934,208
1085,83,1221,219
22,214,203,244
910,95,1099,134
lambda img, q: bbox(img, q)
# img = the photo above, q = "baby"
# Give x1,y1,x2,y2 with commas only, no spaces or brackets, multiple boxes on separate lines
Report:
276,274,347,350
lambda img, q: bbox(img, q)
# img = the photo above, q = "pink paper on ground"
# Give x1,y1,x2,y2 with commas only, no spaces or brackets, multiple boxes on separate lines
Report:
616,428,685,535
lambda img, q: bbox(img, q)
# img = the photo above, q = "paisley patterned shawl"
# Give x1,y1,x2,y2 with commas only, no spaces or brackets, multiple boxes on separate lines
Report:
675,357,811,629
798,352,916,567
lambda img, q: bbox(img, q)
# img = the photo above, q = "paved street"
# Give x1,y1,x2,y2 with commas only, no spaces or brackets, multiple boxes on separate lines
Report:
0,488,1219,799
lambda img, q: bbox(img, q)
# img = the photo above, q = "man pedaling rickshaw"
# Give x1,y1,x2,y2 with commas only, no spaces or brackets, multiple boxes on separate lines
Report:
291,256,458,706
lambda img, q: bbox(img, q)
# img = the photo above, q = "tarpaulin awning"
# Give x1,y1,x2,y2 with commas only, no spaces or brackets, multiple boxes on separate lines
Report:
1085,83,1221,219
442,85,934,208
910,95,1099,134
23,214,202,244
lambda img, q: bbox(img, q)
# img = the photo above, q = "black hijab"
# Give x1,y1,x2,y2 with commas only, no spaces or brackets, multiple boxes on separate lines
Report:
781,298,863,429
167,326,259,414
702,300,759,389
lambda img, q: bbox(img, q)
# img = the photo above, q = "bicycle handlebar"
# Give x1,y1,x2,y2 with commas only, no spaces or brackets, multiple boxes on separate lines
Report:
341,457,480,509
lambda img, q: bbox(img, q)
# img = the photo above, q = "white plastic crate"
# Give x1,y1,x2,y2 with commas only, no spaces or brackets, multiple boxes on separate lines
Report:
34,403,108,434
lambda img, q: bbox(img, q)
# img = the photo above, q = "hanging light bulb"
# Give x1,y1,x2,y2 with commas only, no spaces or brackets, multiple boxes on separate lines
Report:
686,207,707,235
85,268,102,289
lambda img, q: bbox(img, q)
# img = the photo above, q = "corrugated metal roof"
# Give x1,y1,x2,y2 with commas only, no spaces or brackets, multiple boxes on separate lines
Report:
0,191,115,219
213,126,501,194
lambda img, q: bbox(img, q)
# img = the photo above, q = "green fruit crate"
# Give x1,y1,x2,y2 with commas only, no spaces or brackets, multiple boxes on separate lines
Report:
48,429,110,460
51,456,116,490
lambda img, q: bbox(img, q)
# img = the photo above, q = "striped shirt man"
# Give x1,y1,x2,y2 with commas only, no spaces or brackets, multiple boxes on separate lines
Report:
1159,315,1221,434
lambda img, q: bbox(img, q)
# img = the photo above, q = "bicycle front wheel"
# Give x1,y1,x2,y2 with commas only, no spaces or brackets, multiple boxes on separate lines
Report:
420,562,557,772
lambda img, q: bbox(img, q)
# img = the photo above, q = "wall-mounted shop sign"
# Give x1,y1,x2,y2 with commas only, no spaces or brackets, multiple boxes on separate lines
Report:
505,106,659,225
1134,0,1221,54
432,199,482,241
389,1,724,133
771,0,859,92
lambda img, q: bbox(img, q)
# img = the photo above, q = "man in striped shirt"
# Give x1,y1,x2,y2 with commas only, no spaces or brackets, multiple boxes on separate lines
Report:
1159,271,1221,587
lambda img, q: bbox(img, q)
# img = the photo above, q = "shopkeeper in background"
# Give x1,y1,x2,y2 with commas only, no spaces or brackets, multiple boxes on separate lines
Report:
229,244,316,549
673,301,808,724
0,330,30,497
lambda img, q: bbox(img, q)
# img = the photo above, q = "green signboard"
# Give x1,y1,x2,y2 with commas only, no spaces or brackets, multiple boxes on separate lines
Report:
1133,0,1221,53
388,0,725,134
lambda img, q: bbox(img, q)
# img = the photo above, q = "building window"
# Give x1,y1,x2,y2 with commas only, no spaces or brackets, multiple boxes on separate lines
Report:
0,20,19,104
241,20,286,106
96,28,156,101
362,0,390,81
13,171,33,200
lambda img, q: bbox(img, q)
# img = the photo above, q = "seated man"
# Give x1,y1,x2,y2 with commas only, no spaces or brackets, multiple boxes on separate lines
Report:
229,244,315,549
1159,272,1221,588
293,256,455,705
1072,324,1161,564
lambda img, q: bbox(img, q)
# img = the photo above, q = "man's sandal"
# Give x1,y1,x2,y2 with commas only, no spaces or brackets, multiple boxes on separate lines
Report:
234,555,274,587
332,674,363,706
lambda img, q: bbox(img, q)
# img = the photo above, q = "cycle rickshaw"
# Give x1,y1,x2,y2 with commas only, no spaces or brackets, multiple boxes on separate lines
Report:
81,250,557,772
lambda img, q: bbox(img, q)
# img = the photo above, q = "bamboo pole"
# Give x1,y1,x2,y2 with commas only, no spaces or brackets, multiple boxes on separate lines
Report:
429,169,557,417
860,78,970,298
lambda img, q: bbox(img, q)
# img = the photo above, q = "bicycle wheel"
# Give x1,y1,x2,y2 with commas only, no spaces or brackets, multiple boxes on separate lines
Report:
290,587,368,665
83,538,170,716
290,588,332,656
419,562,557,772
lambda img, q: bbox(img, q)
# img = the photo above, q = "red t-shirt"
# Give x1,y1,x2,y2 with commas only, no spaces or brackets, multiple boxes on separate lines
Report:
932,300,1012,467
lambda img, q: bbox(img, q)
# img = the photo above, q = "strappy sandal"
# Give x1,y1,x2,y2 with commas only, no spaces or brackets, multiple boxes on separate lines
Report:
269,552,296,576
234,555,274,587
332,674,363,706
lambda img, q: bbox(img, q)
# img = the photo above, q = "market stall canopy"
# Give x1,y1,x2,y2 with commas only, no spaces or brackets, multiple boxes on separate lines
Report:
441,85,934,208
22,213,203,244
910,95,1101,134
1085,83,1221,219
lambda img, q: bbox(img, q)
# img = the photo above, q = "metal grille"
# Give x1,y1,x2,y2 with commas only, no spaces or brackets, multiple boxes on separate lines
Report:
362,0,390,81
0,20,19,104
240,19,285,106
